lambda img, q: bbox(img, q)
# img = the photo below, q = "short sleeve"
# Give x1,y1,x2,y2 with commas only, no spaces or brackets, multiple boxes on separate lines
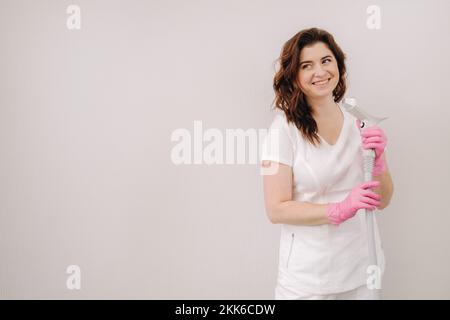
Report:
260,114,294,167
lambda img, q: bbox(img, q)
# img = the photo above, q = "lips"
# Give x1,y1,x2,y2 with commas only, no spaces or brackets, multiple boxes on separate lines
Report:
312,78,331,85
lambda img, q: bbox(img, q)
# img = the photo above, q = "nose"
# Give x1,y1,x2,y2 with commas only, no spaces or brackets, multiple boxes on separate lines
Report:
313,65,328,77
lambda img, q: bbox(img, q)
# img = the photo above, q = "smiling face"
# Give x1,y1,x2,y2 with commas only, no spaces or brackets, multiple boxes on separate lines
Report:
297,41,340,100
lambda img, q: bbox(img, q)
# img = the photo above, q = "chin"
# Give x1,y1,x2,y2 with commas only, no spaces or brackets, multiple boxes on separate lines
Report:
312,88,334,96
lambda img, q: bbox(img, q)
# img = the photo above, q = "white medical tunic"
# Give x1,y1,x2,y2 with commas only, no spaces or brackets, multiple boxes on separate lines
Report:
260,102,385,296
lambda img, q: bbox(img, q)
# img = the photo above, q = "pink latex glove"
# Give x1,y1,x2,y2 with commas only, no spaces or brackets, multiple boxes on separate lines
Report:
327,181,381,225
356,120,388,176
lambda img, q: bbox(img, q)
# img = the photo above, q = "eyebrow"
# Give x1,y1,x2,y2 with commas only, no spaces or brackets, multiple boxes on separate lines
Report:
300,55,332,66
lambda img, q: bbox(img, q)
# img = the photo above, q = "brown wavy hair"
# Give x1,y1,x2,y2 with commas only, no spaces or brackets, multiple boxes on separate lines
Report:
271,27,347,147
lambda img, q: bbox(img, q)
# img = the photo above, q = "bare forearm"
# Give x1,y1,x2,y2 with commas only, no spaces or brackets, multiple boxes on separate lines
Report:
270,200,330,226
373,170,393,209
373,155,394,209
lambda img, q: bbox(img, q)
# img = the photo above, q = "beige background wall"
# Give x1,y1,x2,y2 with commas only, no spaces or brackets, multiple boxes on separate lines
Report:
1,0,449,299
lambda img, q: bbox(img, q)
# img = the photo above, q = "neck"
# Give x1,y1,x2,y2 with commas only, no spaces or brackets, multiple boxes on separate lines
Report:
306,95,338,119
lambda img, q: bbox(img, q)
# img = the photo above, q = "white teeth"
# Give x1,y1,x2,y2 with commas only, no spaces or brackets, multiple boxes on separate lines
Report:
313,79,330,85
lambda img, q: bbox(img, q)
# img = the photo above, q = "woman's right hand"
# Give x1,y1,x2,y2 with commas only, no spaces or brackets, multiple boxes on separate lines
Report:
327,181,381,225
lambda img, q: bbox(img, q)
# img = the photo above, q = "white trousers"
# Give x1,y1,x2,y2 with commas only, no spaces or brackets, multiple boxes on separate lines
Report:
275,283,379,300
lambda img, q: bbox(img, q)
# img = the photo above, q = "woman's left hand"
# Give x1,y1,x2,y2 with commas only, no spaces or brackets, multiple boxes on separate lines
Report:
356,120,388,176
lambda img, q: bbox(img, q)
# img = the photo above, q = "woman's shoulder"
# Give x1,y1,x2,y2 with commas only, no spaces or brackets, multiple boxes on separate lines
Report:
269,110,292,129
267,110,306,150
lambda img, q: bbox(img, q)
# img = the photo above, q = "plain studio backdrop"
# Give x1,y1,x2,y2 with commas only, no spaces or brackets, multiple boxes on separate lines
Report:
1,0,449,299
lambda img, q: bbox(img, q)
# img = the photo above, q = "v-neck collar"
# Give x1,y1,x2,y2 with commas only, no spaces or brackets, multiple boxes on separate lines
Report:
316,103,347,148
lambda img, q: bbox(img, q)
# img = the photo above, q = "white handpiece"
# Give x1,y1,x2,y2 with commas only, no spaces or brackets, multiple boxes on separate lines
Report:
342,97,388,300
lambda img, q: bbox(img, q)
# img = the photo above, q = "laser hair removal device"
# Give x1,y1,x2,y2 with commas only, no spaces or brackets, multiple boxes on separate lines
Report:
342,97,388,300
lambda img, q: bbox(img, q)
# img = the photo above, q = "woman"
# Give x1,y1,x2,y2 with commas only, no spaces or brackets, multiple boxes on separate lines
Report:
260,28,394,300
